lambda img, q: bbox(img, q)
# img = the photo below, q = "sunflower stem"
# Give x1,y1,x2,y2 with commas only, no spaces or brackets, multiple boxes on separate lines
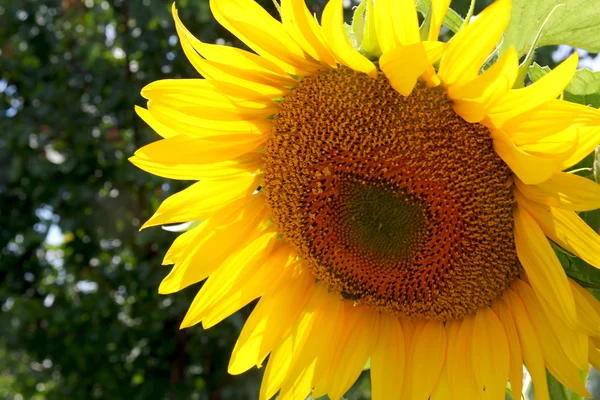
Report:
567,167,592,175
462,0,476,27
271,0,281,16
419,3,433,42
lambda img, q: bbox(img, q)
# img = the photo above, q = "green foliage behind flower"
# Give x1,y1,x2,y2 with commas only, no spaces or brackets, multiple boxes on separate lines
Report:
0,0,265,398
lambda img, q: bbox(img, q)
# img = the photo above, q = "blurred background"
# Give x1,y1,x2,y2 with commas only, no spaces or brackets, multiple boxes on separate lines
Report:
1,0,598,399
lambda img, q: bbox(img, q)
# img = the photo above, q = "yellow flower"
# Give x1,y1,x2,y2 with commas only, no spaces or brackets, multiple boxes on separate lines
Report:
131,0,600,398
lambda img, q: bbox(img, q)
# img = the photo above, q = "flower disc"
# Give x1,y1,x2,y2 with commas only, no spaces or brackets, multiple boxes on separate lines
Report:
264,67,520,319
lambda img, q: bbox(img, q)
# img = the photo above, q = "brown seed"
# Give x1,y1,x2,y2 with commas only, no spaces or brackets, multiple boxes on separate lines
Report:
263,66,520,320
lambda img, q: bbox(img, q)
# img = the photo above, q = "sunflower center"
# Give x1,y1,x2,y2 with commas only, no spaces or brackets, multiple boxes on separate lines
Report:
336,178,428,263
263,66,520,320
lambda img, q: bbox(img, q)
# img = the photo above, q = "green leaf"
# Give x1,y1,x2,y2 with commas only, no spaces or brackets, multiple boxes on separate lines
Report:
554,238,600,291
351,0,382,58
529,63,600,108
343,23,357,49
513,4,561,88
505,382,515,400
501,0,600,56
562,68,600,108
351,0,367,46
415,0,463,33
528,63,551,82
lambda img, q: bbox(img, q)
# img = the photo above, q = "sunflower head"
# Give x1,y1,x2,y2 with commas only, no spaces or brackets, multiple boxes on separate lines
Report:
131,0,600,399
265,67,519,319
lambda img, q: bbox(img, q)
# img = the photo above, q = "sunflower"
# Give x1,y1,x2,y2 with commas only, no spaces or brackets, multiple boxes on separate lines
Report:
131,0,600,398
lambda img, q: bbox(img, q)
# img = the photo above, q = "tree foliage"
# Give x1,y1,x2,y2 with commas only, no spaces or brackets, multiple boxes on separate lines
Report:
0,0,265,398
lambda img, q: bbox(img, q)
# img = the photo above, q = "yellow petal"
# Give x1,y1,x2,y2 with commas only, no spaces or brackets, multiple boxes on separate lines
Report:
373,0,394,54
147,103,272,136
134,133,267,167
135,105,179,138
259,336,296,400
142,81,277,120
173,5,294,79
561,124,600,169
570,280,600,337
387,0,420,45
209,0,318,75
524,279,590,371
490,128,564,185
380,41,445,96
518,128,578,160
371,312,404,400
142,175,260,229
278,361,315,400
200,58,292,92
194,244,293,328
428,0,452,41
513,205,578,328
173,17,293,94
162,222,204,265
158,196,267,294
259,310,312,400
174,38,282,101
513,129,579,169
269,337,316,400
374,0,420,52
430,363,451,400
321,0,377,78
446,317,484,400
515,172,600,211
399,317,415,348
502,288,550,400
327,305,378,400
472,306,510,400
276,287,333,400
141,78,236,100
406,320,446,400
271,286,343,400
516,190,600,269
141,79,276,112
491,299,524,398
280,0,336,67
257,284,328,400
173,8,288,99
438,0,511,87
151,97,275,122
311,300,359,398
449,47,519,123
487,54,579,127
129,153,261,181
312,302,376,400
228,265,315,374
514,281,590,397
431,322,456,400
502,99,600,145
180,228,278,328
